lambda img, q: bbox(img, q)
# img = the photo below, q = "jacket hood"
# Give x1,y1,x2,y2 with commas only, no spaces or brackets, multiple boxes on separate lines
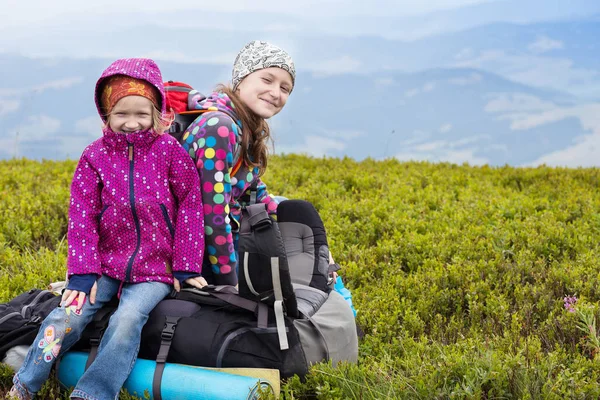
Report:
94,58,166,121
191,91,241,126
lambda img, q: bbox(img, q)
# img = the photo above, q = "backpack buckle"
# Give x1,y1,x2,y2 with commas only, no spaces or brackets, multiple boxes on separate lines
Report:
161,318,179,341
168,121,183,134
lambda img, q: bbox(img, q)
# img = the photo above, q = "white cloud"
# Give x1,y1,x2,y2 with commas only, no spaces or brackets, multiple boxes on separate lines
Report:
309,56,362,75
34,77,84,92
453,47,474,61
320,128,364,139
374,78,395,87
405,88,420,98
484,93,555,114
0,99,20,116
455,49,506,67
528,36,564,54
399,130,432,146
485,92,600,167
140,50,235,65
75,116,102,137
393,135,490,165
395,147,489,165
415,140,447,151
439,123,452,133
13,115,61,139
405,82,436,98
454,49,598,98
0,135,17,158
0,77,83,97
423,82,436,92
527,131,600,167
277,135,345,157
0,0,496,28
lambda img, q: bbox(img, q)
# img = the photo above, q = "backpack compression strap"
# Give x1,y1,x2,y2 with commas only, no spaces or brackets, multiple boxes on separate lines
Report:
152,316,180,400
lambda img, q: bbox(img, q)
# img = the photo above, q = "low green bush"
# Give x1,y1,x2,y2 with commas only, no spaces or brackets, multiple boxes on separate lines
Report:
2,157,600,399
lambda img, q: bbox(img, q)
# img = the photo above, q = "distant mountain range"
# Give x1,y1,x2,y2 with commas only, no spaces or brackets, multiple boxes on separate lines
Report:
1,17,599,166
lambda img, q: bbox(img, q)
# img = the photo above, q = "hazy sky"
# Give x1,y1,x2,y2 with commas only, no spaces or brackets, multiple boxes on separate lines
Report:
1,0,600,166
3,0,599,47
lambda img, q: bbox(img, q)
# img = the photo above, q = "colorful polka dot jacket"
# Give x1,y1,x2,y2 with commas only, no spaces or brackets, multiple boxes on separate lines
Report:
67,58,204,285
181,92,278,286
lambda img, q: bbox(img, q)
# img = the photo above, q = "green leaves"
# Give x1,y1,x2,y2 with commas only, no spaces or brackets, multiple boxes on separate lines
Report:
3,156,600,398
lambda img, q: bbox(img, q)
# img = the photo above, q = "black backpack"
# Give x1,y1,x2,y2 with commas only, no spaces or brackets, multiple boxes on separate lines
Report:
0,289,61,361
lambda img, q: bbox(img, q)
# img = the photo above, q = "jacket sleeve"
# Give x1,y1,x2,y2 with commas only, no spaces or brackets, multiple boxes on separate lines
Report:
183,112,238,285
168,140,205,275
66,149,103,278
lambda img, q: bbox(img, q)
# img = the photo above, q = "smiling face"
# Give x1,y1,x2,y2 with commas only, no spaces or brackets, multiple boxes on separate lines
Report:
235,67,294,119
107,95,154,133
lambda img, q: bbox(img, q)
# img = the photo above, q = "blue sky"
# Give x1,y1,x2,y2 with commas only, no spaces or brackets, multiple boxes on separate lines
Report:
1,0,600,166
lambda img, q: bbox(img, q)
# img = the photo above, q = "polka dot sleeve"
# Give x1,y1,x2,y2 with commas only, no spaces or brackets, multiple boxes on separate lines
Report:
182,111,238,286
66,150,103,277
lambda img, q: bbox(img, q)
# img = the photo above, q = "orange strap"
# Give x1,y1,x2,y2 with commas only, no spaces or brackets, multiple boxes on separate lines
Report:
231,156,243,177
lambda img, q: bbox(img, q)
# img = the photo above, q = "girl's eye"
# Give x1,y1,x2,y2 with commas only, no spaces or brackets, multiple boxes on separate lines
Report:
281,87,290,94
114,112,126,116
262,77,272,83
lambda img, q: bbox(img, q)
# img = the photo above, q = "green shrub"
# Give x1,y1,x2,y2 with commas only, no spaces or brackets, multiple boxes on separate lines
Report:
2,157,600,399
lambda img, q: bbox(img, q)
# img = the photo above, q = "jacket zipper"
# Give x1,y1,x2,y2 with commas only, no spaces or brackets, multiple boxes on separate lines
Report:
125,144,142,282
20,290,50,318
98,205,109,222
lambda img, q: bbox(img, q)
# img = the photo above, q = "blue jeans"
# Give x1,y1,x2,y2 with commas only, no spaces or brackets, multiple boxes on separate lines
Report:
13,275,171,400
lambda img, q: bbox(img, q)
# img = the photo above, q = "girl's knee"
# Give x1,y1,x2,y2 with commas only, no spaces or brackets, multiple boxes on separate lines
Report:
111,306,146,329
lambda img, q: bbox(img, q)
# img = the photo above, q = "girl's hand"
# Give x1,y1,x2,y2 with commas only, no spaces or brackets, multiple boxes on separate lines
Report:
174,276,208,292
60,281,98,311
329,251,339,282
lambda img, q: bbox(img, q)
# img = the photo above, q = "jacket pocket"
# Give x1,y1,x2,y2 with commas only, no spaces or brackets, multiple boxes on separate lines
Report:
160,204,175,239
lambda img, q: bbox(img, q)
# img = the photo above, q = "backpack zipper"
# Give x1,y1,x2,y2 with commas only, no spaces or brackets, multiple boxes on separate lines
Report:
125,143,142,282
216,326,282,367
216,327,250,367
20,290,50,318
0,312,21,325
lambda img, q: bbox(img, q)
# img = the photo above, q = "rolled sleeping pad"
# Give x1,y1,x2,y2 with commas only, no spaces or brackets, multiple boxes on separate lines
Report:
57,351,276,400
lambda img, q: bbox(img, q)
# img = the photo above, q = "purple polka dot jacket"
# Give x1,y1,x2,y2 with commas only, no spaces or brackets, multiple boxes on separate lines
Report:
180,92,278,286
67,58,204,285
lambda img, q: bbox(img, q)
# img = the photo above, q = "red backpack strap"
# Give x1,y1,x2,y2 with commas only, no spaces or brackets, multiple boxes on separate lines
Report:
164,81,194,114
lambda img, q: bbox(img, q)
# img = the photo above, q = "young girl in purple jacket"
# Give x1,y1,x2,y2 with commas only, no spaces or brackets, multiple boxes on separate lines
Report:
10,58,206,400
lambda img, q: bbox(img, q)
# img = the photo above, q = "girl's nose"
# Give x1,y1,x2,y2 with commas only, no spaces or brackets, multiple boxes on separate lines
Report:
269,87,280,100
125,118,139,129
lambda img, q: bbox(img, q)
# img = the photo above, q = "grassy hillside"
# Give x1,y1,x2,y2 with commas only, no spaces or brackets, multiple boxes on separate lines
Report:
2,156,600,399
